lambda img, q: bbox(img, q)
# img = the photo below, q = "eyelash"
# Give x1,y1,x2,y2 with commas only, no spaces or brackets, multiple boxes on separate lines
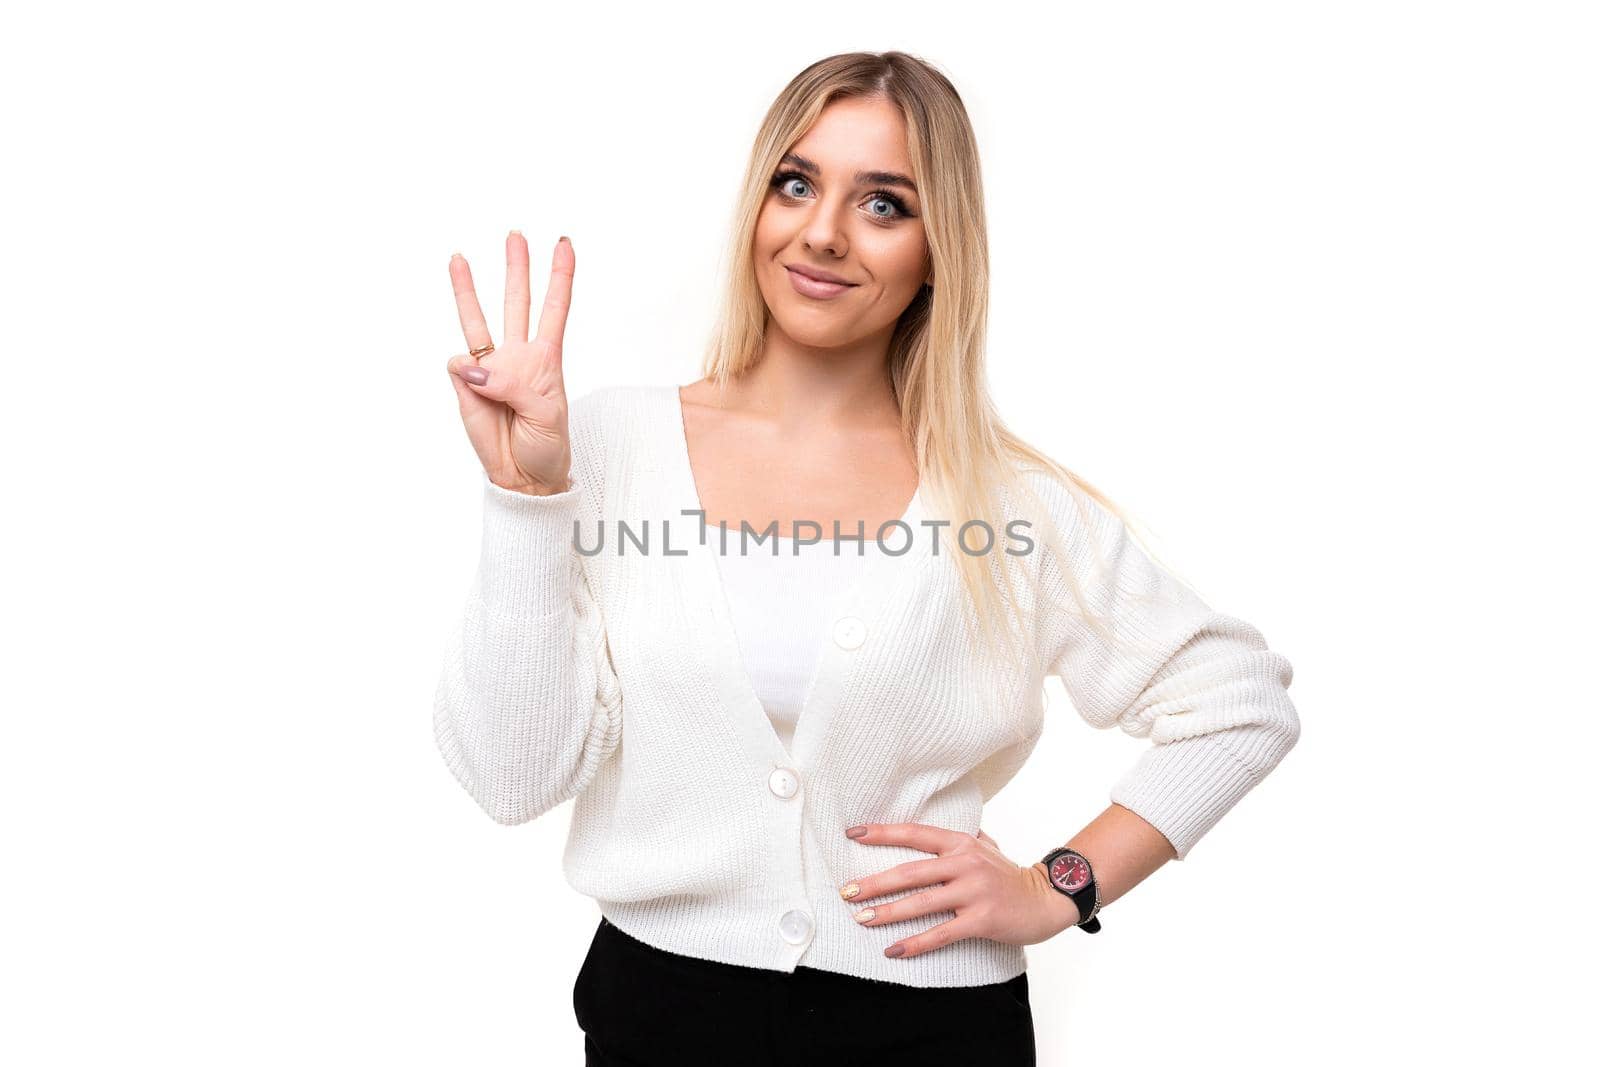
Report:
769,169,916,223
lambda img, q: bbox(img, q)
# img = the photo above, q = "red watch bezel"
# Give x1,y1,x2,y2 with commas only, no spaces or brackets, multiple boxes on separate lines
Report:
1048,850,1091,893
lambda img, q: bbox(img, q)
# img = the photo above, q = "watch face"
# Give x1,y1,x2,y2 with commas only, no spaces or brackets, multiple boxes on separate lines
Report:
1049,852,1090,893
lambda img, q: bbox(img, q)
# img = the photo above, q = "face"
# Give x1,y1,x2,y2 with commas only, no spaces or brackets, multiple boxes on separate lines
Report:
752,95,932,352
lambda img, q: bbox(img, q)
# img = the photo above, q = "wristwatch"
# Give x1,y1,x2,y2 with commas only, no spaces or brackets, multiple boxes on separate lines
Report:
1040,846,1102,933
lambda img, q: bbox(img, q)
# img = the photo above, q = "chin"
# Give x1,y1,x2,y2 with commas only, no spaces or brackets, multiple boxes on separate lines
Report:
770,315,851,349
773,302,869,346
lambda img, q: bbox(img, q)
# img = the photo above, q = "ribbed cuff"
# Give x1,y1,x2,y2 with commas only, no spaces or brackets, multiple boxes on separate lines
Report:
477,470,585,615
1108,722,1297,860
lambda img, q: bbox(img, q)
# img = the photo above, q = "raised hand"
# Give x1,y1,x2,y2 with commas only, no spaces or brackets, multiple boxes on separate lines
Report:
446,232,576,495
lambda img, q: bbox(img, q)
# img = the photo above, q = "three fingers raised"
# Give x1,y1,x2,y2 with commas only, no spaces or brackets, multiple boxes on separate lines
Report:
450,234,575,364
446,235,575,489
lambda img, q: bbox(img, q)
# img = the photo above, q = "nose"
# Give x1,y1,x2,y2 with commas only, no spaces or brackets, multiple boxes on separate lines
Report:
800,197,850,260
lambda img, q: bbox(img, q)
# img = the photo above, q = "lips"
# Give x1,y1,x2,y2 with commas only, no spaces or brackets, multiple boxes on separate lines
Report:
785,265,858,300
786,264,856,286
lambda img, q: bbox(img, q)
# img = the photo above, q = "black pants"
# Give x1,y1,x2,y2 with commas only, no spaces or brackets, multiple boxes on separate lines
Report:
573,915,1036,1066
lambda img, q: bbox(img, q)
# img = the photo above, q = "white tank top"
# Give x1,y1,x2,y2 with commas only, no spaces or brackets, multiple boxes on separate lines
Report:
710,532,870,759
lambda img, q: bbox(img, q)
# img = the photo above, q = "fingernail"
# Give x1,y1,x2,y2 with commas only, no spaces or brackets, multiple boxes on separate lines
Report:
839,883,860,900
510,229,522,236
853,908,875,924
845,825,868,839
450,252,463,261
885,944,905,958
461,366,488,385
559,235,570,245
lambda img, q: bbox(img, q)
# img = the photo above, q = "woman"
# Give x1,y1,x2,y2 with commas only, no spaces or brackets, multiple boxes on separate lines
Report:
436,51,1300,1064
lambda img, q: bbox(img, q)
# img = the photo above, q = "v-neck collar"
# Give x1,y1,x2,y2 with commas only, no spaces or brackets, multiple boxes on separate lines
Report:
661,383,930,773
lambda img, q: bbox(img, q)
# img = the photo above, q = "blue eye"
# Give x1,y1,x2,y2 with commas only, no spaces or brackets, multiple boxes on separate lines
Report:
866,194,903,219
769,169,916,224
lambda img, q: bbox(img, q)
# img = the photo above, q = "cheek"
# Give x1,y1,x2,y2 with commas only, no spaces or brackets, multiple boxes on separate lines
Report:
752,204,787,255
863,232,928,289
750,220,784,284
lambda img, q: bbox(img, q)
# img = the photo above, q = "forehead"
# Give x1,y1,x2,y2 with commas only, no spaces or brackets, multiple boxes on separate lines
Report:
787,96,912,174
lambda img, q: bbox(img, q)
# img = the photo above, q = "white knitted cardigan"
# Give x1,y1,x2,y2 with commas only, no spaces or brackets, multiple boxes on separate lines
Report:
433,383,1300,988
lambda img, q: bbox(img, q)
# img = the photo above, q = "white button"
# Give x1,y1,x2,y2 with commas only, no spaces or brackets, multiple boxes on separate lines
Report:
833,615,867,650
778,908,813,945
768,767,799,799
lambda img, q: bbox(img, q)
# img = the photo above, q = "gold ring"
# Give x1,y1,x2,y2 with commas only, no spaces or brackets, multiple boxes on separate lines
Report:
469,343,495,358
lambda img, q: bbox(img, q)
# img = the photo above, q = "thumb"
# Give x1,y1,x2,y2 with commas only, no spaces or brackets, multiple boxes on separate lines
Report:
445,355,514,476
448,354,550,420
448,353,510,400
446,352,504,418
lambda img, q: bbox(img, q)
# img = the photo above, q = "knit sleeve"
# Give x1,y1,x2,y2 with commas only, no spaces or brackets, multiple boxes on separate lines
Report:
432,456,623,826
1035,478,1300,860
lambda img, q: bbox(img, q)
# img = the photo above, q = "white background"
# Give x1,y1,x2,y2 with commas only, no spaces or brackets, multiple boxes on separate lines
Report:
4,2,1595,1063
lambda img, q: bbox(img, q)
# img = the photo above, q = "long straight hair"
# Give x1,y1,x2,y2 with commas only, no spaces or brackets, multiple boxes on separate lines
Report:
698,50,1192,688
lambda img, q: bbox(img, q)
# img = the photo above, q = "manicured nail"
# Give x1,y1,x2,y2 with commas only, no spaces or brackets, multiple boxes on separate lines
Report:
853,908,875,924
885,944,906,958
845,825,868,838
839,883,860,900
461,366,488,385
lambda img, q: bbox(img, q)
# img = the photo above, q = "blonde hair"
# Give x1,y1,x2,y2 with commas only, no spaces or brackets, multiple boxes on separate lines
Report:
698,50,1191,687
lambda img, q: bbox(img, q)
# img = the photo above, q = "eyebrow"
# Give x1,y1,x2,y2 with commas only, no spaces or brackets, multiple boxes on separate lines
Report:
779,152,918,195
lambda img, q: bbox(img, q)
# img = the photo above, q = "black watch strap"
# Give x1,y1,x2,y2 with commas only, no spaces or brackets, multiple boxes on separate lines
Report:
1040,846,1102,934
